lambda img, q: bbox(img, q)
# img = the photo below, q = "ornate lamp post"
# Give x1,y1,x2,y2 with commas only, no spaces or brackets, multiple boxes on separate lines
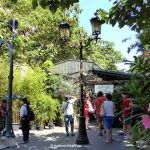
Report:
90,11,105,42
59,11,104,144
59,19,70,43
0,18,18,137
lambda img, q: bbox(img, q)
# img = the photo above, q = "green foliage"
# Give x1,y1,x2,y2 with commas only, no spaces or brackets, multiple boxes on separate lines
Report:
131,116,150,149
10,0,79,13
0,1,83,65
0,56,9,98
130,55,150,78
97,8,108,23
109,0,150,32
34,93,59,125
12,64,61,124
85,40,124,70
18,66,46,100
0,1,123,70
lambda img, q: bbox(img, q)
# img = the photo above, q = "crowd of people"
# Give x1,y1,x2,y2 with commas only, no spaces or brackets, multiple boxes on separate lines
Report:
0,91,133,144
84,91,133,143
61,91,133,144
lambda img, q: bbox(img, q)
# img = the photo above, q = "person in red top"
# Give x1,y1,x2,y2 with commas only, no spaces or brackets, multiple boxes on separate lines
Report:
1,99,7,116
121,92,133,135
84,93,92,130
0,99,7,131
94,91,106,136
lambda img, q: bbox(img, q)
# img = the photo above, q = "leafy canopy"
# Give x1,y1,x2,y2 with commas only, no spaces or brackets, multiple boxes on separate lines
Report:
109,0,150,32
10,0,79,13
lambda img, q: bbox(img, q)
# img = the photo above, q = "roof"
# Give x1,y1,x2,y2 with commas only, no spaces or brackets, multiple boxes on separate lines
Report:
54,59,134,82
55,59,100,75
91,69,133,81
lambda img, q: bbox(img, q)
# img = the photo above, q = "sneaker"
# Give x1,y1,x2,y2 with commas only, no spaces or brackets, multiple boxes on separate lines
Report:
103,130,106,134
105,140,111,143
124,135,131,140
66,133,69,136
119,132,125,136
23,141,28,143
99,132,103,136
71,133,75,136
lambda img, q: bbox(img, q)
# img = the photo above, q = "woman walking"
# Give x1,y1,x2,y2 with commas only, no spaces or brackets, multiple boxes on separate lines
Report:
84,93,93,130
102,93,115,143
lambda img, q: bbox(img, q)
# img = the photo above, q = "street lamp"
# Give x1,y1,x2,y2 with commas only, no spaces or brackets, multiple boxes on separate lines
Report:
59,19,70,43
0,18,18,137
90,11,105,42
59,11,104,145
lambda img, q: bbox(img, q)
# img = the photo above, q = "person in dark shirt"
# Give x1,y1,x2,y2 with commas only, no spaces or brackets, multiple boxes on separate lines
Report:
20,98,30,143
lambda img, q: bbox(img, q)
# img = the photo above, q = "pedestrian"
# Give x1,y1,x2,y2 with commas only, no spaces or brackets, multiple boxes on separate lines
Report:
0,105,3,132
20,97,30,143
102,93,115,143
84,92,93,130
121,91,133,137
94,91,106,136
62,95,77,136
1,99,7,130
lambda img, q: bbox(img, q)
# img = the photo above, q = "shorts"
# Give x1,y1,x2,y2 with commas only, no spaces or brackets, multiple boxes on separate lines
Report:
123,114,132,125
103,116,114,129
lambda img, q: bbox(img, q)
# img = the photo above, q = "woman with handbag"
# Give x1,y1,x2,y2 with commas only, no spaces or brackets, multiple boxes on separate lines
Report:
84,93,93,130
102,93,115,143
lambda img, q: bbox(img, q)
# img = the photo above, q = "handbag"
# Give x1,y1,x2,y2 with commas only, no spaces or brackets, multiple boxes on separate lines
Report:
100,102,105,117
88,102,94,113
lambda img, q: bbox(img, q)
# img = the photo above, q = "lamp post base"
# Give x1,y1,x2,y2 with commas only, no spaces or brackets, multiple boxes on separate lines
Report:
76,116,89,145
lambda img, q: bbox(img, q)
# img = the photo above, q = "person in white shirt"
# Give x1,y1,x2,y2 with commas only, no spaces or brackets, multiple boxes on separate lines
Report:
102,93,115,143
62,95,77,136
20,98,30,143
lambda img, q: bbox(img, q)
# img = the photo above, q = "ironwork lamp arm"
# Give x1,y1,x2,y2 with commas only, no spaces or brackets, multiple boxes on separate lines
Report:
0,38,13,54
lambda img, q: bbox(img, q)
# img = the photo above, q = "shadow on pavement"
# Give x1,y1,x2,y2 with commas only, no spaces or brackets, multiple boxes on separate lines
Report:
5,123,135,150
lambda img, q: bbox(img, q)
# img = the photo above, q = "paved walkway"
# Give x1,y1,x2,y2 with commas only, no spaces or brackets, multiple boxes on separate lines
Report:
3,122,137,150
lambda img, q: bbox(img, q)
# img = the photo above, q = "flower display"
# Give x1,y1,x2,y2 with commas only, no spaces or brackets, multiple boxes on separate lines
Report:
142,115,150,129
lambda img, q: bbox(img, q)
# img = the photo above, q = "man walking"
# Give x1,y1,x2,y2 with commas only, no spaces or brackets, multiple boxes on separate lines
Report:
20,98,30,143
121,92,133,137
94,91,106,136
62,95,77,136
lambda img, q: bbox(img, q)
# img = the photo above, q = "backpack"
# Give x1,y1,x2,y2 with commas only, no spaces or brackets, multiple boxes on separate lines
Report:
25,105,35,121
62,101,69,112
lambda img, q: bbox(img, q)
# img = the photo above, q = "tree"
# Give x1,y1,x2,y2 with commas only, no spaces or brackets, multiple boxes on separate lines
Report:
85,40,124,70
10,0,79,13
0,1,83,64
108,1,150,147
109,0,150,32
0,0,123,70
0,56,9,99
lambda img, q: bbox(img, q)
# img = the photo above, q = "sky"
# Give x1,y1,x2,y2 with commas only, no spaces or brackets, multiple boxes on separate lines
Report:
79,0,138,70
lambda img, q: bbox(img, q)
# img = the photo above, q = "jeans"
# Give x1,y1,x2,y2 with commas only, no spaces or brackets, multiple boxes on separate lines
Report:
64,115,74,134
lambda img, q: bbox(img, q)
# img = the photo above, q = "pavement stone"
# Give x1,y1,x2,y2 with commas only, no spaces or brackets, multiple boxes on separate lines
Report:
2,122,147,150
